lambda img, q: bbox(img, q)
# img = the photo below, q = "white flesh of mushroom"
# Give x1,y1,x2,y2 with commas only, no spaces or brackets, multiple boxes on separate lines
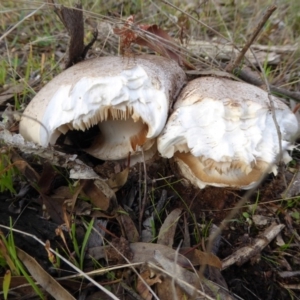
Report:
19,55,186,161
157,76,298,189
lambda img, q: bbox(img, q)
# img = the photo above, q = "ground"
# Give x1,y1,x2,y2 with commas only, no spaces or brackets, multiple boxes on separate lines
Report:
1,0,300,299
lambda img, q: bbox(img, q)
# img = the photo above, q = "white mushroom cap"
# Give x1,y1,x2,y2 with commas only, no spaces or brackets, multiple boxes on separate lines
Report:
158,76,298,189
19,55,186,161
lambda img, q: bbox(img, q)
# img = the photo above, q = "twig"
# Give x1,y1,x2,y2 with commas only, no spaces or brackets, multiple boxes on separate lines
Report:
48,0,98,68
138,148,148,235
222,224,285,269
226,5,277,73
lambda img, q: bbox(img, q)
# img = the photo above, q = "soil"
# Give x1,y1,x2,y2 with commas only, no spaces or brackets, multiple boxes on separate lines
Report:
1,159,300,299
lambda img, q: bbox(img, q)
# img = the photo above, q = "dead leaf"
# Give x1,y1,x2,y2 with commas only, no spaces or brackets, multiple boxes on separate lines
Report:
38,162,58,195
136,269,162,300
130,243,195,268
10,150,40,188
52,186,73,199
182,248,222,269
41,181,85,225
157,208,182,247
156,274,188,300
82,179,118,214
117,210,139,243
17,247,75,300
107,168,129,192
41,194,65,223
114,16,195,69
152,250,230,300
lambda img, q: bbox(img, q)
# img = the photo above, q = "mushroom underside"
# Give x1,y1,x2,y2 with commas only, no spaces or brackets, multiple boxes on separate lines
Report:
56,106,154,161
19,55,188,164
174,151,272,189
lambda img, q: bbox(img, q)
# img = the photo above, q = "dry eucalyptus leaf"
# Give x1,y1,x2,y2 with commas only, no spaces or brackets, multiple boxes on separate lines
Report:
41,194,65,224
107,167,129,192
136,269,162,300
38,162,58,195
82,179,118,213
52,186,73,199
152,250,230,300
10,150,40,187
17,248,75,300
117,211,139,243
182,248,222,269
157,208,182,247
130,243,195,268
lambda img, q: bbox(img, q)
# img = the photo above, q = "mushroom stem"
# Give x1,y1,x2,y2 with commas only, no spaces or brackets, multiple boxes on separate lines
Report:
85,118,150,160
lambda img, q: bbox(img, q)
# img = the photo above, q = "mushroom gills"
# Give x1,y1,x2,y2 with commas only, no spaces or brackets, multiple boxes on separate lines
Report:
56,106,152,161
175,152,269,189
86,118,151,160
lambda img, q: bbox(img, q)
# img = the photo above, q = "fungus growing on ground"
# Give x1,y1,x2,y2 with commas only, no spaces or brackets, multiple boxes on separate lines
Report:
157,76,298,189
19,55,186,163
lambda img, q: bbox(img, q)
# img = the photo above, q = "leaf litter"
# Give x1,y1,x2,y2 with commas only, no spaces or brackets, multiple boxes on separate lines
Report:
0,0,300,299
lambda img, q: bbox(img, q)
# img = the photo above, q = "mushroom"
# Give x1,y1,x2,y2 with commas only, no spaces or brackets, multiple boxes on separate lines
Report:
19,55,186,163
157,76,298,189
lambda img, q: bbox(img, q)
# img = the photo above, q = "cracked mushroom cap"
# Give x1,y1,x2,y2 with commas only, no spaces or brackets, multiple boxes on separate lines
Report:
157,76,298,189
19,55,186,161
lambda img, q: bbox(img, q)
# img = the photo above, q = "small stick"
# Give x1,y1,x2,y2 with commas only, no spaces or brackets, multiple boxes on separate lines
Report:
226,5,277,73
222,224,285,270
138,148,148,235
